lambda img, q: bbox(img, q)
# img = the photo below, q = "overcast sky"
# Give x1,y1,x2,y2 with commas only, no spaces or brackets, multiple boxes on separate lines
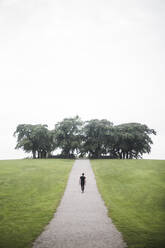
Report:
0,0,165,159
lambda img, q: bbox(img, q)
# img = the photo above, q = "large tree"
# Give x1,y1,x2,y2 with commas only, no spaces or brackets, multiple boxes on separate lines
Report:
33,125,55,158
14,124,54,158
53,116,83,158
112,123,156,159
81,119,113,158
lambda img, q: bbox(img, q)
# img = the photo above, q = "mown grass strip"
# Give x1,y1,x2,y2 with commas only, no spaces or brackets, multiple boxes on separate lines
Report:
91,159,165,248
0,159,73,248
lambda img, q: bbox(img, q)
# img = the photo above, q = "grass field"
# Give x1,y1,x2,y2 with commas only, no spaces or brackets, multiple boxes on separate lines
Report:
0,159,73,248
91,159,165,248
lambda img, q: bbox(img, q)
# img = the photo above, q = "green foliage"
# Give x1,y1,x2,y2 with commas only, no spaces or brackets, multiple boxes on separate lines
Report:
54,116,83,158
81,119,113,158
0,159,73,248
80,120,156,159
14,124,55,158
91,159,165,248
14,117,156,159
112,123,156,159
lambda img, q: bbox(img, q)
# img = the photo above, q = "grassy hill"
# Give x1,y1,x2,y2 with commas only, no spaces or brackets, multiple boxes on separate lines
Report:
1,159,164,248
0,159,73,248
91,159,165,248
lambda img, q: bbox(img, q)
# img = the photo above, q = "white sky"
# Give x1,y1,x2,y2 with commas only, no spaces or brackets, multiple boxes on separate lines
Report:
0,0,165,159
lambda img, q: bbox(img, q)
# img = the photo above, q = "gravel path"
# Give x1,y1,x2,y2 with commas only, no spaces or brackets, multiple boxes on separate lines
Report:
33,160,127,248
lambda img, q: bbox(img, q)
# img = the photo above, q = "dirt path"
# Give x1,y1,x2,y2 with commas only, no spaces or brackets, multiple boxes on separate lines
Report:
33,160,127,248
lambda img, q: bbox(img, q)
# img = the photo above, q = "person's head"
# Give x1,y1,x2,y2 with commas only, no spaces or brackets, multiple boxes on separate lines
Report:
82,173,84,176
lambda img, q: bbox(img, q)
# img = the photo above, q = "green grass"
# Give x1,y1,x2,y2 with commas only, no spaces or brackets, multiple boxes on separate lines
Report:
91,159,165,248
0,159,73,248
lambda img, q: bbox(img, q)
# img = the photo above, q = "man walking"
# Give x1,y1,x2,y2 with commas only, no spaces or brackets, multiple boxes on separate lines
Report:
79,173,86,193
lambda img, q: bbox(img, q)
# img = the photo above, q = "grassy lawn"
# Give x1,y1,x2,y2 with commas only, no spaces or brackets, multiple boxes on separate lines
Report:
91,159,165,248
0,159,73,248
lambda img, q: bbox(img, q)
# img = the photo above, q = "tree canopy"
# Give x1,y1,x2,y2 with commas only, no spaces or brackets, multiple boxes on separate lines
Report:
14,124,55,159
14,116,156,159
54,116,83,158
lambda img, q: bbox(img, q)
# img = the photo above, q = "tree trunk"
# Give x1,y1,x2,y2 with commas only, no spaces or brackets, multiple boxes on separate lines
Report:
121,152,125,159
38,151,41,158
119,151,122,159
32,150,36,159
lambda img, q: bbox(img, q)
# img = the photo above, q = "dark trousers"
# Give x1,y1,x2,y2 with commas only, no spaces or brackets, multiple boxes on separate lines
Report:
81,183,85,192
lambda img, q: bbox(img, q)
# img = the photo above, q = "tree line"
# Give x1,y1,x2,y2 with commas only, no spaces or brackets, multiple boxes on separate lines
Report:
14,116,156,159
